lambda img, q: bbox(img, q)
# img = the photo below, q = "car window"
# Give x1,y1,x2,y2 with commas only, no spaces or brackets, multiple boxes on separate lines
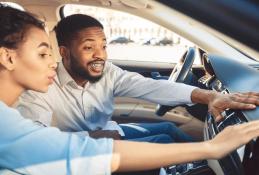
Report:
61,4,201,64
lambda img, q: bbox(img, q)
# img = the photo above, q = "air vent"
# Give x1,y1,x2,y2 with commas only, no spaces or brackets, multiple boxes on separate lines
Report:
249,64,259,71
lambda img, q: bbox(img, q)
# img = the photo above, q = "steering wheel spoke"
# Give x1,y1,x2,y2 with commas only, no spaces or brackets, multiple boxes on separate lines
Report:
155,47,196,116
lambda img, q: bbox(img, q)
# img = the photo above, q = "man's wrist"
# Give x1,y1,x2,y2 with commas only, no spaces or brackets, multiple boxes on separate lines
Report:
191,88,218,105
207,90,218,105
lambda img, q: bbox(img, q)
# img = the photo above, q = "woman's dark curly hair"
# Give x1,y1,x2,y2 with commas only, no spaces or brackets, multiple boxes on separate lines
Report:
0,4,45,49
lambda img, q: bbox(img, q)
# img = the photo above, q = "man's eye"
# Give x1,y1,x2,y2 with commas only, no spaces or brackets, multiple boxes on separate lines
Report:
84,46,93,50
103,45,107,49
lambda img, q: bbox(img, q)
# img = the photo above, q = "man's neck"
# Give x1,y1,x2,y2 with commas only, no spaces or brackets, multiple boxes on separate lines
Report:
62,60,89,87
66,68,88,87
74,77,88,87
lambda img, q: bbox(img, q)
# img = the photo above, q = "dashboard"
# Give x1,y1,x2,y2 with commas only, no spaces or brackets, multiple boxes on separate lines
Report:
199,54,259,175
204,108,247,175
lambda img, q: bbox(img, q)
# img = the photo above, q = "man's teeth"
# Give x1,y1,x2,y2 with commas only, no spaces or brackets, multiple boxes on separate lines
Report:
91,62,104,69
91,63,103,68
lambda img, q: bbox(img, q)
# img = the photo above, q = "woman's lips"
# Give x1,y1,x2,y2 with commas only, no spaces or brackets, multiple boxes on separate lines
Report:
47,73,56,84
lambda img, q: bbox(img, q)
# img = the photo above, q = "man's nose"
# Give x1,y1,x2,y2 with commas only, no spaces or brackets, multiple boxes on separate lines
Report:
93,48,106,60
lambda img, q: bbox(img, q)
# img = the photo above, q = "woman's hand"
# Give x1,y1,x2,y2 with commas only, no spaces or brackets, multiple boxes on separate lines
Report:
208,120,259,159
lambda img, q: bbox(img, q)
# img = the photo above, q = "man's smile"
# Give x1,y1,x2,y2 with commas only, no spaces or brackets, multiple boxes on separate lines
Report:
89,60,105,73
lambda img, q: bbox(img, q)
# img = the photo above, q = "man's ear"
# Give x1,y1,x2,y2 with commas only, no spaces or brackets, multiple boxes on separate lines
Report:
0,47,16,71
59,46,69,59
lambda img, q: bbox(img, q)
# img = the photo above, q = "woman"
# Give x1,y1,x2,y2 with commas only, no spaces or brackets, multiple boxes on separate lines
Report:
1,4,259,175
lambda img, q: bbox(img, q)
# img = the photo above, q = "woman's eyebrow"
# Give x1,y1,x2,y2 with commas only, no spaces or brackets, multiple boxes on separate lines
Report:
38,42,50,48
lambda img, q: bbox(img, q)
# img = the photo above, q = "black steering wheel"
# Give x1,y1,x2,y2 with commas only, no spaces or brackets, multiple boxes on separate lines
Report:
156,47,196,116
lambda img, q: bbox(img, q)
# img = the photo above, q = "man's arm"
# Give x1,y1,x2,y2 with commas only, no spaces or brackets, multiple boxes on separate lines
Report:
110,63,259,121
111,63,195,106
89,130,122,140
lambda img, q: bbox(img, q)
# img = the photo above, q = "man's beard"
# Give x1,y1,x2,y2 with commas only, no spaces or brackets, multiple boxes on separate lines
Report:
70,53,104,83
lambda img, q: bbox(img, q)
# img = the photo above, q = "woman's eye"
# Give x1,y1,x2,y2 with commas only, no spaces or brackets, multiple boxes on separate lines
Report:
39,53,51,58
39,54,48,58
103,45,107,49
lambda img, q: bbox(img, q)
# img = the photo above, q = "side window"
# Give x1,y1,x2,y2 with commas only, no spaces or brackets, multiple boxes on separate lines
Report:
61,4,200,64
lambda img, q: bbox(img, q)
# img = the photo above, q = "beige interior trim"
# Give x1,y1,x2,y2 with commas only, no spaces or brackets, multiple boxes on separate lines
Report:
120,0,148,9
114,97,193,124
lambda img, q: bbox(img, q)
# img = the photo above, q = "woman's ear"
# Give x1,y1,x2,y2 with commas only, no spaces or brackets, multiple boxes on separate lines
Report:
0,47,16,71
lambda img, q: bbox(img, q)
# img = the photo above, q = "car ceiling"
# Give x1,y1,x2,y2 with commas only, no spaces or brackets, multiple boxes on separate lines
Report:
7,0,259,60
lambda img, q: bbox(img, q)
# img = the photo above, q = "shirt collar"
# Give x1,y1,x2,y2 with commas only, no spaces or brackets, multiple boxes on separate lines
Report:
57,61,75,87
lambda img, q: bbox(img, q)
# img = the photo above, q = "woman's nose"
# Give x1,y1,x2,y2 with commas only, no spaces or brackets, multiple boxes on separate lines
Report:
49,61,57,69
48,55,57,69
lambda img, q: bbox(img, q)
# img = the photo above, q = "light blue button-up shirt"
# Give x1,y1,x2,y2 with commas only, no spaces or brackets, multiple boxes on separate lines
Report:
0,101,113,175
17,62,196,134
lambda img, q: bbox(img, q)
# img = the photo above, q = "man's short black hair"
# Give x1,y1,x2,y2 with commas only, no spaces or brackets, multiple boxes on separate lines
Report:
55,14,104,47
0,3,45,49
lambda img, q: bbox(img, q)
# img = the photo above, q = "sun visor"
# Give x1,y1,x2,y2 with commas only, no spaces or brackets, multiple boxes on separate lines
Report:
120,0,148,9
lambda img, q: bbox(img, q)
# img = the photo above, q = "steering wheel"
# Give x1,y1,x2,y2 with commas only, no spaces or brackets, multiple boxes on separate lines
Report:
156,47,196,116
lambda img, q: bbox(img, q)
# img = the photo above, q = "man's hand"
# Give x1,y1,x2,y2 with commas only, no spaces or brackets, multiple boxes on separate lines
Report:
89,130,122,140
208,92,259,121
191,89,259,121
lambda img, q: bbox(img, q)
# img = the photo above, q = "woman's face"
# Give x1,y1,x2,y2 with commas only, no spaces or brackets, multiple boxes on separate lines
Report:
12,27,57,92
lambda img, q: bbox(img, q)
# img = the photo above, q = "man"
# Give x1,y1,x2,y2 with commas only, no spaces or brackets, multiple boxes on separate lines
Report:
16,14,259,143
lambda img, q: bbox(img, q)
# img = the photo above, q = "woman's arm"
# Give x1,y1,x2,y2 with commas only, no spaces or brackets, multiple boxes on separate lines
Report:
111,120,259,172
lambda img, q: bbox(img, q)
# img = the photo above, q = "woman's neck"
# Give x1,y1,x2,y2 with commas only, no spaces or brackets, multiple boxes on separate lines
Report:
0,74,23,106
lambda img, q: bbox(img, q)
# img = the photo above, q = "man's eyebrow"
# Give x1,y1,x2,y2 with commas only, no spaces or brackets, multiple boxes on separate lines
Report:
38,42,50,48
81,38,107,43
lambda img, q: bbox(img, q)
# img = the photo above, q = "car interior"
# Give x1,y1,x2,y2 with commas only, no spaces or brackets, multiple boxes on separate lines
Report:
2,0,259,175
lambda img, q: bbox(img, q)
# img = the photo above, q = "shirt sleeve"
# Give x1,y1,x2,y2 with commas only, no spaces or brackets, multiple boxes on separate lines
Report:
0,103,113,175
73,130,90,137
16,90,53,126
110,63,197,106
102,121,125,136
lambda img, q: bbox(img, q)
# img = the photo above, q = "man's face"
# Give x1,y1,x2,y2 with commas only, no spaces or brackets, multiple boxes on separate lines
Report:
65,27,107,83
